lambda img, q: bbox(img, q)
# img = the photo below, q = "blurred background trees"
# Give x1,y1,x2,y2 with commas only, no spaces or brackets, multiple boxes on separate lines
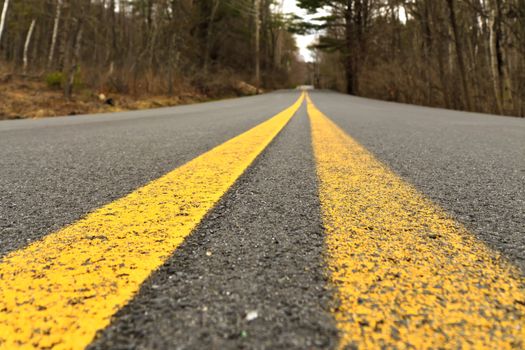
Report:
1,0,523,117
0,0,305,98
299,0,525,117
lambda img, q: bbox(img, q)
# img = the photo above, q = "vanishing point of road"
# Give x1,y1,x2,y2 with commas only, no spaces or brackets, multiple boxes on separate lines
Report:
0,90,524,349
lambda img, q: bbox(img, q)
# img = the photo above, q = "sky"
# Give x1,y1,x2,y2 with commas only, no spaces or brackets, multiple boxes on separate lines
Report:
281,0,317,62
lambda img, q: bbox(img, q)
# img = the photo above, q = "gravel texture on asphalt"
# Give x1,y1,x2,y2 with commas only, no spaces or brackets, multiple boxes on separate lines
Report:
307,98,525,348
309,91,525,271
2,89,523,349
0,91,299,257
89,105,338,350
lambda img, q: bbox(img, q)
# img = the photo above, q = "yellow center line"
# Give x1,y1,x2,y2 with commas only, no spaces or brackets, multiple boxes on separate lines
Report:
0,93,304,350
306,94,525,349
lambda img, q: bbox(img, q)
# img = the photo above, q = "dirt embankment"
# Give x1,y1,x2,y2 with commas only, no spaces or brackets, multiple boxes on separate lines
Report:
0,75,259,121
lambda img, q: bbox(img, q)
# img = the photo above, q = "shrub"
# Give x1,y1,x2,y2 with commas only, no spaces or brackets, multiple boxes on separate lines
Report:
45,69,84,90
45,72,64,89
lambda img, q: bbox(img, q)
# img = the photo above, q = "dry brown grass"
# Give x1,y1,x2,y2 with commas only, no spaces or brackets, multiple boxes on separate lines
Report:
0,75,215,121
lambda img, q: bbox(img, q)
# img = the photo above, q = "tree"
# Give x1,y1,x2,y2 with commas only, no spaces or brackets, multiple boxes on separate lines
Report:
47,0,63,69
0,0,304,99
23,19,36,74
0,0,9,45
446,0,473,110
298,0,524,117
297,0,371,95
487,0,514,114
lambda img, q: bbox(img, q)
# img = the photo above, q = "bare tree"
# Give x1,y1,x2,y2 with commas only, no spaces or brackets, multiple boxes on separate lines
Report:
23,19,37,74
203,0,220,75
48,0,63,69
0,0,9,45
64,18,83,100
0,0,309,99
447,0,473,110
488,0,513,114
255,0,261,90
303,0,524,117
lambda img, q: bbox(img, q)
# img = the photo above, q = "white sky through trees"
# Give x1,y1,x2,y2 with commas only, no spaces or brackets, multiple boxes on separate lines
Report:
280,1,407,62
282,0,316,62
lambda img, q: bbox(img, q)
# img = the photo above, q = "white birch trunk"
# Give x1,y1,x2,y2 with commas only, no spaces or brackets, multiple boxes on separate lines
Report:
23,19,37,74
48,0,63,68
0,0,10,45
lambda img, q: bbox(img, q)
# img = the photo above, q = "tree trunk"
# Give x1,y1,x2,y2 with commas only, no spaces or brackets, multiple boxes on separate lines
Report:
354,0,364,94
468,0,482,110
203,0,219,75
446,0,473,111
422,0,434,105
254,0,261,91
108,0,118,72
489,3,503,114
64,20,83,100
344,0,355,95
488,0,513,115
0,0,9,45
23,19,37,75
48,0,63,69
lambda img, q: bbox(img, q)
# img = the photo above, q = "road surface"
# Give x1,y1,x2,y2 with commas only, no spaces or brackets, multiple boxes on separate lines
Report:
0,90,524,349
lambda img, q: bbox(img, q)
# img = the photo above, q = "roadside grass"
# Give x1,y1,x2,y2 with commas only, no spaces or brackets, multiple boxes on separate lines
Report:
0,77,211,120
0,70,259,120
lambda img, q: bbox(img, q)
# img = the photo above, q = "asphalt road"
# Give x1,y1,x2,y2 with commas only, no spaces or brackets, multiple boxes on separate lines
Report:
0,90,524,349
0,92,297,257
310,92,525,271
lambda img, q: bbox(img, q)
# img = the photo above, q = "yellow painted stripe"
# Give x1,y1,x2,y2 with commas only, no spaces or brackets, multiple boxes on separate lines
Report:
0,93,304,350
306,95,525,349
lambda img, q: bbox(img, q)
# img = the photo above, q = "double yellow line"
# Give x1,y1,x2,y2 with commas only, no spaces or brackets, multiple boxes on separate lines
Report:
1,92,524,349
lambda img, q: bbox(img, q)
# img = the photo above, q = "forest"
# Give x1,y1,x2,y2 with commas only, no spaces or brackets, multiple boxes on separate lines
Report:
299,0,525,117
0,0,304,119
0,0,524,118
